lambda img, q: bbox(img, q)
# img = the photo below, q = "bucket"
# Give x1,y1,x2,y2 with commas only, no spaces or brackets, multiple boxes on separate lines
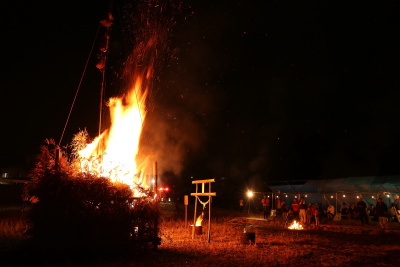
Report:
193,225,202,235
240,232,256,245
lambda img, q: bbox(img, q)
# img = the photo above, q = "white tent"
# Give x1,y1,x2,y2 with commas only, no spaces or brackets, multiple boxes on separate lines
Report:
267,176,400,210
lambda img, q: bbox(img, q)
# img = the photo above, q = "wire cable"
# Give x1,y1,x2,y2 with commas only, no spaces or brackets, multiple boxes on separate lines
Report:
58,24,101,147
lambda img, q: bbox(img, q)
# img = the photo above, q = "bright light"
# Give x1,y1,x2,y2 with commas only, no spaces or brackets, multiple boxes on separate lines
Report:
343,195,346,197
330,196,333,198
151,179,155,184
288,220,303,230
247,191,253,198
387,195,390,198
305,194,308,197
372,196,375,199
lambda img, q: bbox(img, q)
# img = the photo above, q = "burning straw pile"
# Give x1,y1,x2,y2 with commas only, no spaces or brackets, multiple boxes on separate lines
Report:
22,139,161,259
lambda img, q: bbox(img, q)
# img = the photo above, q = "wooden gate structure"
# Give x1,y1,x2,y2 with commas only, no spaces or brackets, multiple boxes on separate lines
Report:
191,179,216,242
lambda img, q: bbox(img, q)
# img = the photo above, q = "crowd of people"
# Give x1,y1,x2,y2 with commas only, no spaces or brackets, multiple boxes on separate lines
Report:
256,195,325,227
339,196,400,229
241,194,400,230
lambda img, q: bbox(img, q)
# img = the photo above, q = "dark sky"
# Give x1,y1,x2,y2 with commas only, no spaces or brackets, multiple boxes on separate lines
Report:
1,1,400,185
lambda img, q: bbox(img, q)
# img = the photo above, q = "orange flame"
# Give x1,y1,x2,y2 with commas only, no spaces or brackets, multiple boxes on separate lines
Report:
288,220,303,230
195,212,204,226
78,75,149,196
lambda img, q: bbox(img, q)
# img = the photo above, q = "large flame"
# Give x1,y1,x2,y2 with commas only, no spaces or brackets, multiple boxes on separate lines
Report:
75,1,176,196
78,75,149,195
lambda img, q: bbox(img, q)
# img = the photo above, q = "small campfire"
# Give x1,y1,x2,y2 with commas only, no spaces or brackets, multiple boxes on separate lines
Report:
288,220,304,230
195,211,204,226
191,212,204,235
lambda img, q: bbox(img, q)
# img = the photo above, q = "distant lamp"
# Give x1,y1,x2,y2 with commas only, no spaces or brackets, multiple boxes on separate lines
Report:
330,196,333,198
343,195,346,198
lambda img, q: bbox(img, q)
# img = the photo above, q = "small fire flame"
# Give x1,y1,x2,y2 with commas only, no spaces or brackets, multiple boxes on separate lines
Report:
195,212,204,226
288,220,303,230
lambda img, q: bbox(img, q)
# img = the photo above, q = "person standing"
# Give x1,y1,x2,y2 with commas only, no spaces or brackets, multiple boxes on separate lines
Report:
390,195,400,222
341,203,349,217
239,199,244,213
326,203,335,220
276,196,283,216
291,198,300,221
376,197,389,230
311,204,320,227
356,197,369,225
261,195,270,220
348,203,357,219
281,200,289,222
299,197,307,224
368,204,377,221
306,203,313,224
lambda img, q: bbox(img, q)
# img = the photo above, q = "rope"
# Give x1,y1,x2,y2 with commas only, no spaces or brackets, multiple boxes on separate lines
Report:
58,24,101,147
195,196,211,209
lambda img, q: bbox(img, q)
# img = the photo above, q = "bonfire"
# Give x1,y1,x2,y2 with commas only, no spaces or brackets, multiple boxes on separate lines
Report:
288,220,304,230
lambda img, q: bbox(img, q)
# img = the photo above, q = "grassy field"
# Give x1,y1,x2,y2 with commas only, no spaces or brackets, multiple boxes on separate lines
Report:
0,186,399,266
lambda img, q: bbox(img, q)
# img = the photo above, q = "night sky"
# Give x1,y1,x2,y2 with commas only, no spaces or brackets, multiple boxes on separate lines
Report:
1,1,400,187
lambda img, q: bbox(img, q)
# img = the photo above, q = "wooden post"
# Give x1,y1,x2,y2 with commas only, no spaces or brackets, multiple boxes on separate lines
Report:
184,195,188,227
153,162,158,195
208,182,211,242
192,184,198,239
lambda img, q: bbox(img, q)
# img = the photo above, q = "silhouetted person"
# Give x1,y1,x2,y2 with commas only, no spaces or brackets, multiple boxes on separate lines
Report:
291,198,300,220
281,200,289,222
326,203,335,220
390,195,400,222
239,199,244,213
376,198,389,230
261,195,270,219
356,198,369,225
299,197,307,224
368,204,377,221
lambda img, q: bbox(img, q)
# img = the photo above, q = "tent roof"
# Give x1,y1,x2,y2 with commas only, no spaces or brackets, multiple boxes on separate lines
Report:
267,176,400,194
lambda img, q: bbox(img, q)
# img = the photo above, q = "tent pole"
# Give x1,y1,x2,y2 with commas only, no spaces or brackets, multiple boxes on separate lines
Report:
335,192,338,213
